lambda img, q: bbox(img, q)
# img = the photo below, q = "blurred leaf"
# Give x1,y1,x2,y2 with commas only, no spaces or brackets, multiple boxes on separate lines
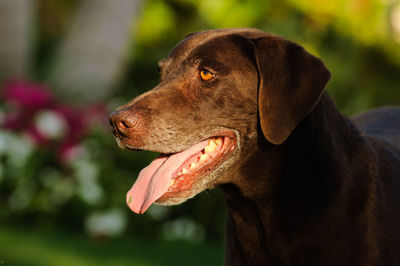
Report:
137,0,177,44
198,0,265,28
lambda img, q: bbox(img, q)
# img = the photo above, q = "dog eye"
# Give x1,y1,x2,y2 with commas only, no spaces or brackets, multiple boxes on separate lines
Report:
199,69,215,81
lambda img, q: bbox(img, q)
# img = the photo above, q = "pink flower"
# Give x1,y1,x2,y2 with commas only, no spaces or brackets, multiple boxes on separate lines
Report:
1,80,108,162
4,80,53,109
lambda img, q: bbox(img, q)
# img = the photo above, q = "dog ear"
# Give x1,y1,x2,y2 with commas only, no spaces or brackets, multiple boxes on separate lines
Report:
252,36,331,144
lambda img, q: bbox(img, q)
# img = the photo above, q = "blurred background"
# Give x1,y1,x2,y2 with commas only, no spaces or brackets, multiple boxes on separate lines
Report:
0,0,399,265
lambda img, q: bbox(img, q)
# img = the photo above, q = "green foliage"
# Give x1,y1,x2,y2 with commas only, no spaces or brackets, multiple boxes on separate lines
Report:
137,0,178,45
197,0,264,27
128,0,400,115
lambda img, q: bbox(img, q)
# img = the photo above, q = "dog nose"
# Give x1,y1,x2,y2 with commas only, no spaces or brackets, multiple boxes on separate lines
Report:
109,110,138,137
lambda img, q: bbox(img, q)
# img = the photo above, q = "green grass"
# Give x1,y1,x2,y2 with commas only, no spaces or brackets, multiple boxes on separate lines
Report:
0,227,223,266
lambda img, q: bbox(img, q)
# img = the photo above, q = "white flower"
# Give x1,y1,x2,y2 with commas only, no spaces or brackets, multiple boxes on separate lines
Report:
162,217,205,243
85,209,127,237
34,110,67,140
0,131,34,167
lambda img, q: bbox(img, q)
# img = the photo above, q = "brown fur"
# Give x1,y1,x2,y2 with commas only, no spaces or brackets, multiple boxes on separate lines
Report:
110,28,400,265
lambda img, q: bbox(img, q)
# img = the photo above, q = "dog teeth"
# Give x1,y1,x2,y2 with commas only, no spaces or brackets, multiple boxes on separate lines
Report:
204,146,212,154
199,153,208,162
204,142,216,153
175,137,223,178
204,138,221,153
170,179,175,186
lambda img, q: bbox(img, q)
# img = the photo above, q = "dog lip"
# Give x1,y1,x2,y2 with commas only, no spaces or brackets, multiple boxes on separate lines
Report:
156,134,237,202
171,136,225,178
120,130,237,154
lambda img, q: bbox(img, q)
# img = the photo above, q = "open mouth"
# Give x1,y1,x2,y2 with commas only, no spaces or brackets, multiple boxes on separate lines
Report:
126,135,236,214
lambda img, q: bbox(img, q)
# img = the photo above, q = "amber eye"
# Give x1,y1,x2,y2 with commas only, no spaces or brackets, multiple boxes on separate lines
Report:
199,69,214,81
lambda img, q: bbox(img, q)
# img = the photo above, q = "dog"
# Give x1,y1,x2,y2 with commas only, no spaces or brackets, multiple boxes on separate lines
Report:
110,28,400,265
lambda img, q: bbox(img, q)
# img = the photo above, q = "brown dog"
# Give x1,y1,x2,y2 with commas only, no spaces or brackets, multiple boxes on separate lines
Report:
110,28,400,265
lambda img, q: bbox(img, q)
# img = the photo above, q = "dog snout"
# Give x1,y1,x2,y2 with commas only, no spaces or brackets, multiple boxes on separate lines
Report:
109,110,138,138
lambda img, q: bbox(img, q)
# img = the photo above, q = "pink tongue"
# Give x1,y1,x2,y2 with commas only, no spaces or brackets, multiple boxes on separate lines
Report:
126,140,209,214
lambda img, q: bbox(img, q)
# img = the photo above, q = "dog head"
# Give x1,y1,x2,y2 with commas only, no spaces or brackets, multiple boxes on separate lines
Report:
110,28,330,213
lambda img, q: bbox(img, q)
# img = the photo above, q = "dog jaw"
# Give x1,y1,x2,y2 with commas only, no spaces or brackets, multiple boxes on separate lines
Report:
154,134,238,206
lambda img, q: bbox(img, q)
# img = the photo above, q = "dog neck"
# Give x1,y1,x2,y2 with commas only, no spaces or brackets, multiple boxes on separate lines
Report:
220,93,378,265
